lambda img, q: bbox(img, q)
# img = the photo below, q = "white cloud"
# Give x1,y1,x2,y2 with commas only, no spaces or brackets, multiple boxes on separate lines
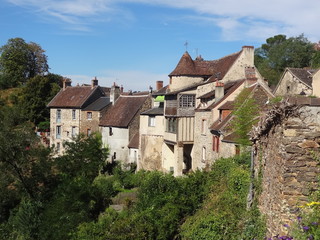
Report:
6,0,320,40
66,70,168,92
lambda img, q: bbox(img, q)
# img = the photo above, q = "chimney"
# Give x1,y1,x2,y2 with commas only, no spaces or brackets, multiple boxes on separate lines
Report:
242,46,254,66
156,81,163,91
91,77,98,89
63,78,72,90
110,82,120,104
215,81,224,102
245,67,257,86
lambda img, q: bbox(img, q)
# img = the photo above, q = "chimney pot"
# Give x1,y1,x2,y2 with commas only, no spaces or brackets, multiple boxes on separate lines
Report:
156,81,163,91
63,78,72,90
91,77,98,88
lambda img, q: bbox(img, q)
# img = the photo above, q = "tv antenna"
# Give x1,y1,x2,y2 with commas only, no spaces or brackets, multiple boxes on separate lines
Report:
184,41,188,51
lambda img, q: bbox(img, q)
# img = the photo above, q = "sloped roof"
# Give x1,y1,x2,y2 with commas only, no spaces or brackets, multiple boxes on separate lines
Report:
152,85,169,96
83,97,111,111
207,80,245,110
210,113,233,131
169,50,242,78
221,132,240,143
218,101,235,110
141,107,164,115
288,68,316,87
47,86,103,108
99,95,149,127
128,132,139,149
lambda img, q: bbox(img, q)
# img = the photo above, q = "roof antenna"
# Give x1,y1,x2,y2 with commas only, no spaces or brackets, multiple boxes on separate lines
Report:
184,41,188,51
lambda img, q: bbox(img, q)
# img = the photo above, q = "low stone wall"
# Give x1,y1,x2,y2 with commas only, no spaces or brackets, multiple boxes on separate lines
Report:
251,97,320,236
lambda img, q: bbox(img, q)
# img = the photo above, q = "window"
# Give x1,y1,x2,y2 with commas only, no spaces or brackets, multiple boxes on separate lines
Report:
148,116,155,127
201,119,207,135
212,136,220,152
109,127,113,136
87,112,92,120
202,147,206,161
56,126,61,139
72,109,76,120
179,95,195,108
87,128,91,136
166,118,177,133
56,109,61,123
72,126,76,137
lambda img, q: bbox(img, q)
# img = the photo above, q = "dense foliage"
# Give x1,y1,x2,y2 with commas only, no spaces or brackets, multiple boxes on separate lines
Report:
230,88,260,146
0,38,49,88
255,34,320,87
0,106,109,239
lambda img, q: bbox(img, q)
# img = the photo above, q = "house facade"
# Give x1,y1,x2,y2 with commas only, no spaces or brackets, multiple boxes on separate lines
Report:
99,95,152,166
138,46,271,176
47,78,109,154
274,68,316,96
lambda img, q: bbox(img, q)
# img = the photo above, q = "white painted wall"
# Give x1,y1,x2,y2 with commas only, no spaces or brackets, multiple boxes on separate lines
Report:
101,126,129,164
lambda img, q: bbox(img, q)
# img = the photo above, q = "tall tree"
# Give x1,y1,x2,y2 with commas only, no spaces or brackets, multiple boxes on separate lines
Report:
0,38,49,88
255,34,316,87
20,73,62,125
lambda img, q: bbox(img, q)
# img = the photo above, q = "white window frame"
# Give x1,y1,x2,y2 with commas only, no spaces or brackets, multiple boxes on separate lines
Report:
148,116,156,127
72,109,76,120
71,126,76,137
87,112,92,120
56,126,61,139
179,95,195,108
56,109,61,123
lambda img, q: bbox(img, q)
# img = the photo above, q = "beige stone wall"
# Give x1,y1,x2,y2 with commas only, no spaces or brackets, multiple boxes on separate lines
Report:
312,70,320,97
223,47,255,83
50,108,81,154
275,71,312,96
192,111,213,170
253,105,320,236
169,76,204,92
80,110,100,134
138,115,165,171
162,142,175,173
139,134,164,171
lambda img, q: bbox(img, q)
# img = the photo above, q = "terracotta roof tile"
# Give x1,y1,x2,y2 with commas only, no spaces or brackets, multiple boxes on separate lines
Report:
218,101,235,110
47,86,104,108
99,95,149,127
169,50,241,78
207,80,245,110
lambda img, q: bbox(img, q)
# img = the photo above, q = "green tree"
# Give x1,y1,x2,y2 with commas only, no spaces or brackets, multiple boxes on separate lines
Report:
0,38,49,88
230,88,259,146
19,73,62,125
255,34,316,86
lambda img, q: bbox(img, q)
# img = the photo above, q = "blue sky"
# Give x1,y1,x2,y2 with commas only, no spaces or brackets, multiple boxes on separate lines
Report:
1,0,320,91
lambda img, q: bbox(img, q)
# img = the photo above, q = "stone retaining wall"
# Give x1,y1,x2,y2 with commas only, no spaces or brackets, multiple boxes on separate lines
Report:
251,97,320,236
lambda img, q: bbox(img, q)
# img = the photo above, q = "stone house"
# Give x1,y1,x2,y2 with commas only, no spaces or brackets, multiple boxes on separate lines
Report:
47,78,110,154
99,95,152,166
205,80,273,167
251,96,320,237
165,47,268,176
138,81,167,171
274,67,318,96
